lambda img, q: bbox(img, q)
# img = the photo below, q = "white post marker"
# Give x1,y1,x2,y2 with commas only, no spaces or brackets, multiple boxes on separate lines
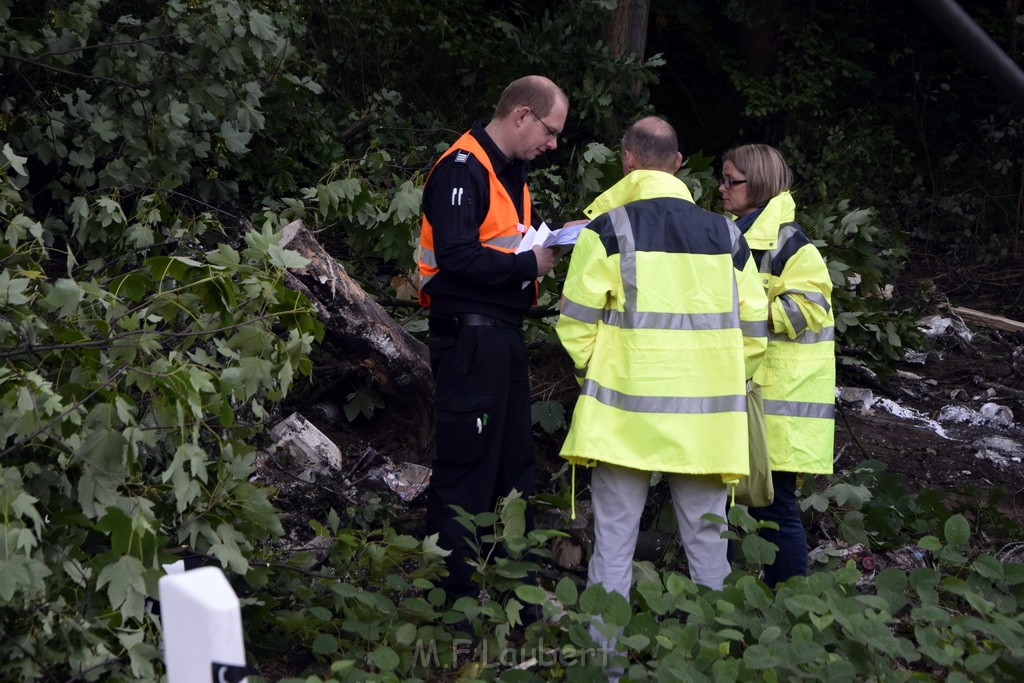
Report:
159,566,250,683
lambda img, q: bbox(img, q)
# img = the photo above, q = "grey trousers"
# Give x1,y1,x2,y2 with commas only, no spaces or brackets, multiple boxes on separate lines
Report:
588,462,731,598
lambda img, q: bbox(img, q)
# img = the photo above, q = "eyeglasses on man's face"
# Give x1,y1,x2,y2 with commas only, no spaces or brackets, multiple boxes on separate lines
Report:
529,110,560,139
719,177,747,189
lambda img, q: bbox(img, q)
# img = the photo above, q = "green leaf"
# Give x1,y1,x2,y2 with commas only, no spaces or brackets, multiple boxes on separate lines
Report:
220,121,252,154
91,118,117,142
972,554,1004,580
2,143,28,175
96,555,147,619
41,278,83,316
555,575,578,607
367,645,399,672
499,493,527,540
96,507,134,555
783,593,828,616
387,180,422,224
665,572,694,597
312,633,338,655
743,643,778,669
943,514,970,547
248,10,277,40
393,622,417,646
579,584,609,615
514,584,547,605
530,399,566,432
267,244,310,270
0,270,31,305
740,576,773,610
741,533,778,566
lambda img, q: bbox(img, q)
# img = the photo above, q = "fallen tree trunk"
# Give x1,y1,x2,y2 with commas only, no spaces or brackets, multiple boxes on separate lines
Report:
280,220,433,449
952,306,1024,334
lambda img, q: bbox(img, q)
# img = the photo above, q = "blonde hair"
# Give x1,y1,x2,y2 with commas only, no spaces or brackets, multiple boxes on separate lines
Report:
722,144,793,208
494,75,567,120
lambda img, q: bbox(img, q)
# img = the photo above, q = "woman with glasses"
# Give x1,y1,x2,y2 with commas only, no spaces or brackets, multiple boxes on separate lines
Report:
719,144,836,587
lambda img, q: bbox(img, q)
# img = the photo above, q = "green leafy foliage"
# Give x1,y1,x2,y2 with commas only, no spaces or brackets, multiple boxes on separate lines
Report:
247,482,1024,682
0,156,319,678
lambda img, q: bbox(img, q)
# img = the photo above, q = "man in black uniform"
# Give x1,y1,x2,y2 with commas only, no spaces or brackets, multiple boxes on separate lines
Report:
417,75,566,604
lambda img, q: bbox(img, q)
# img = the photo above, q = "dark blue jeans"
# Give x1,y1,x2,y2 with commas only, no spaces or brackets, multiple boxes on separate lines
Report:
748,471,808,587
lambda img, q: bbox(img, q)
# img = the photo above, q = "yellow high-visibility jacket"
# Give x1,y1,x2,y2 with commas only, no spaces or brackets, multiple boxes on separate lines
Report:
741,191,835,474
557,170,769,478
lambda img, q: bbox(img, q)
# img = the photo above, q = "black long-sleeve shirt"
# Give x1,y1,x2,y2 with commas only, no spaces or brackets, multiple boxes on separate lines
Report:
421,122,539,322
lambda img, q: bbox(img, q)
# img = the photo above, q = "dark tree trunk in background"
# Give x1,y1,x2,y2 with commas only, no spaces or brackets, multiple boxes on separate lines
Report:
604,0,651,135
606,0,650,63
738,0,784,141
740,0,781,77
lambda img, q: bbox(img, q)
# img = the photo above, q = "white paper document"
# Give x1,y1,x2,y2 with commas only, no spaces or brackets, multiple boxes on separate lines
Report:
515,221,587,254
514,222,586,288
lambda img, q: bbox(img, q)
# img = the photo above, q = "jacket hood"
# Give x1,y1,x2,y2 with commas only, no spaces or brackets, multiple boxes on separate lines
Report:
739,190,796,250
584,169,694,218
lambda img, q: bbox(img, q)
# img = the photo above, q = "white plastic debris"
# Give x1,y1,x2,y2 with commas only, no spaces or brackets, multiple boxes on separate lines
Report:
938,403,1015,428
980,402,1014,427
268,412,342,482
917,314,973,343
836,386,874,413
902,350,929,365
374,461,431,501
838,386,950,437
973,435,1024,466
938,405,979,425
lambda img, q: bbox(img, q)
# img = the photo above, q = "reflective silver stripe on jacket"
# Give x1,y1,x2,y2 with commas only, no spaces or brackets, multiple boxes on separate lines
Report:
417,234,519,292
564,299,755,333
483,234,522,249
726,217,745,256
609,206,638,307
763,399,835,419
769,325,836,344
581,379,746,414
742,320,770,337
779,293,810,335
600,205,746,333
418,247,437,291
561,299,603,324
603,309,742,331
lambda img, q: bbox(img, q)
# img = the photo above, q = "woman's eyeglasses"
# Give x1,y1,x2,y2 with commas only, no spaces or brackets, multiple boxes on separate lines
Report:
720,178,747,189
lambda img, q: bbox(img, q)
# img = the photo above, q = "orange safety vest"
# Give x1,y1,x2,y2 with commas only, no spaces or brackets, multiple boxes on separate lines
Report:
417,131,531,307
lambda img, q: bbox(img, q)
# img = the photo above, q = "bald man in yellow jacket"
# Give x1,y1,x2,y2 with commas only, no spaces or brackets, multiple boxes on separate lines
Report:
558,117,768,611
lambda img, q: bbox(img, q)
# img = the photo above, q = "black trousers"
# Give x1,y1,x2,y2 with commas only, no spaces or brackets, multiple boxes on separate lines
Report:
424,320,535,602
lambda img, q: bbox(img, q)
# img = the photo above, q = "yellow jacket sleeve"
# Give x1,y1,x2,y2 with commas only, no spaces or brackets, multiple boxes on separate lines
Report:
769,243,832,339
735,242,770,380
556,227,616,384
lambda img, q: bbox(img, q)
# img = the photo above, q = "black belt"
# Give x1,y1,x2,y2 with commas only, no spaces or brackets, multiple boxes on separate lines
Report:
429,313,521,336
